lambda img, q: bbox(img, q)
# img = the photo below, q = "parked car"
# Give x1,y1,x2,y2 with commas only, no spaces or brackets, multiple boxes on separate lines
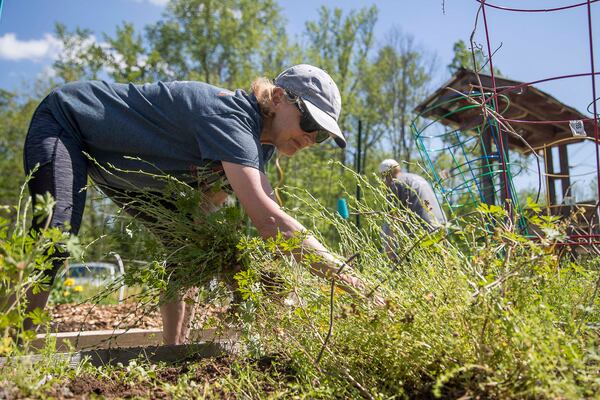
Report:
66,262,119,286
60,254,126,302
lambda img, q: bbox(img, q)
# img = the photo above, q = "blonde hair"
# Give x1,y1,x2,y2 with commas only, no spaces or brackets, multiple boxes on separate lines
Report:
250,77,277,118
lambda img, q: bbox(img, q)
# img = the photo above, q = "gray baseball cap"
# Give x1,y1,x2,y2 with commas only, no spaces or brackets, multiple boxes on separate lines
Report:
274,64,346,148
379,159,400,174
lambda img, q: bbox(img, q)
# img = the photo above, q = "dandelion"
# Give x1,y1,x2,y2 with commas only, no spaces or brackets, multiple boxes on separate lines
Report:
73,285,83,292
63,290,70,297
0,337,14,355
64,278,75,287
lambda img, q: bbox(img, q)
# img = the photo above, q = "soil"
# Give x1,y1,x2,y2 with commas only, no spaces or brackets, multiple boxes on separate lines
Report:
40,356,235,400
18,304,286,399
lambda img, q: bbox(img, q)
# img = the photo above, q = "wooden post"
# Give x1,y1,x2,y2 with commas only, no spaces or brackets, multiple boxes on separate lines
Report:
481,128,495,205
356,119,362,229
500,128,511,208
558,144,571,216
546,146,557,212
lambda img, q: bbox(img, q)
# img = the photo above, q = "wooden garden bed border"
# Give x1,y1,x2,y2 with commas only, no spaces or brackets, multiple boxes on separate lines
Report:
29,327,238,352
0,341,235,368
1,328,239,367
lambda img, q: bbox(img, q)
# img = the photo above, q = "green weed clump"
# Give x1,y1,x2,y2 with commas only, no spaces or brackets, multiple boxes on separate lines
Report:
93,164,599,398
2,165,598,399
81,162,248,310
229,167,600,399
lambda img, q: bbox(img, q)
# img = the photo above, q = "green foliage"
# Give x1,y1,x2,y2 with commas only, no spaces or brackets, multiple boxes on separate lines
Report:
0,169,599,398
104,22,155,83
0,182,81,354
76,163,247,312
448,39,479,74
227,168,600,398
0,93,37,207
447,38,502,76
52,23,106,82
146,0,291,87
304,6,377,137
362,29,434,169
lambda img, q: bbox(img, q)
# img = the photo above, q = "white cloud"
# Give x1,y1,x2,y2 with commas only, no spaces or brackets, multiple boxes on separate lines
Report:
0,33,63,61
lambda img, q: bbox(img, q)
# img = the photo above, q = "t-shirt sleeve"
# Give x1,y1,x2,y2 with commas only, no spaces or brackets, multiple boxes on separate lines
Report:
193,113,267,172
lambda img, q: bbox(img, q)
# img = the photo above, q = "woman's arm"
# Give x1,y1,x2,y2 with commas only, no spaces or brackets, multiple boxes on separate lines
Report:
222,161,364,295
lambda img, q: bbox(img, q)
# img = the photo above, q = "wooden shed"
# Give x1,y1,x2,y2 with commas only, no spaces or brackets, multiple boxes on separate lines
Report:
414,68,598,213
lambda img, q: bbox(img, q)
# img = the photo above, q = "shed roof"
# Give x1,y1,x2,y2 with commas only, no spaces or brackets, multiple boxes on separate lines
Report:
414,68,595,153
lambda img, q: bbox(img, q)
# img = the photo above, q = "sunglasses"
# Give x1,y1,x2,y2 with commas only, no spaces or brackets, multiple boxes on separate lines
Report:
294,100,331,143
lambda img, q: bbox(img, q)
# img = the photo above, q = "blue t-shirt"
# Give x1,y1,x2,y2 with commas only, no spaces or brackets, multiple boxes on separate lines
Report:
47,80,275,190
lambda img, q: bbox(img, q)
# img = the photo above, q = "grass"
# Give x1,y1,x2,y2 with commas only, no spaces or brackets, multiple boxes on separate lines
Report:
1,166,599,398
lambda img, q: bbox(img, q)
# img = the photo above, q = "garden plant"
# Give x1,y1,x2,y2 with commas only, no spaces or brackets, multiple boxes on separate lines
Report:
0,165,598,399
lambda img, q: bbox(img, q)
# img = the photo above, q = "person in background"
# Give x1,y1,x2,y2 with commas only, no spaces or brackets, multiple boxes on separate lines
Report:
21,64,375,344
379,159,446,259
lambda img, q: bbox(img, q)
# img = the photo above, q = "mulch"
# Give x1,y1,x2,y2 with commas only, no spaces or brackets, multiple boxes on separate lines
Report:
47,303,163,332
47,302,228,333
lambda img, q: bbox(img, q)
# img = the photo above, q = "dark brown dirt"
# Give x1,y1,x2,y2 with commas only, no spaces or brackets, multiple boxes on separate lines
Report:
67,374,169,399
42,356,236,399
26,303,288,399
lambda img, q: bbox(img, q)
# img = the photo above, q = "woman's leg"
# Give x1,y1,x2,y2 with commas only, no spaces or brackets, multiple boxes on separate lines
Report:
160,287,199,345
22,102,88,330
103,187,230,345
102,187,198,345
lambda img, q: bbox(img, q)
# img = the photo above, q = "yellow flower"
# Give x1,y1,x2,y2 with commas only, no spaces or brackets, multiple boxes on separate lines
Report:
73,285,83,292
64,278,75,287
0,337,14,355
63,290,70,297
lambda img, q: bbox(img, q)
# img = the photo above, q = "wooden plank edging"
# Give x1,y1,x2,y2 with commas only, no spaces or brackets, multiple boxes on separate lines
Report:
30,328,239,352
0,341,236,368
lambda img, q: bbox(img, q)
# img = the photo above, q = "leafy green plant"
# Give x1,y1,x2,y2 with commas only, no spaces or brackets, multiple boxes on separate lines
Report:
227,165,600,399
0,179,81,354
2,161,598,399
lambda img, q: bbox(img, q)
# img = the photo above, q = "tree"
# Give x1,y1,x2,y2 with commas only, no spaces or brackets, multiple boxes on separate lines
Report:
104,22,163,83
362,29,436,170
52,23,106,83
145,0,292,87
303,6,378,142
447,39,501,76
0,91,36,206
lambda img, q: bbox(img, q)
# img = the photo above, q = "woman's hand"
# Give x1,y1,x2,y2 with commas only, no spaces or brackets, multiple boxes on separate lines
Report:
339,273,364,291
222,161,384,306
336,270,385,306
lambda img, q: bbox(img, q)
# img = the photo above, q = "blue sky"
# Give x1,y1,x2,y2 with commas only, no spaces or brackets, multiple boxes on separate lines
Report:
0,0,599,199
0,0,597,111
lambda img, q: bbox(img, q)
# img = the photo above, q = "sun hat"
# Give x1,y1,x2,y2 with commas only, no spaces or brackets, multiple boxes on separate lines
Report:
274,64,346,148
379,159,400,175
